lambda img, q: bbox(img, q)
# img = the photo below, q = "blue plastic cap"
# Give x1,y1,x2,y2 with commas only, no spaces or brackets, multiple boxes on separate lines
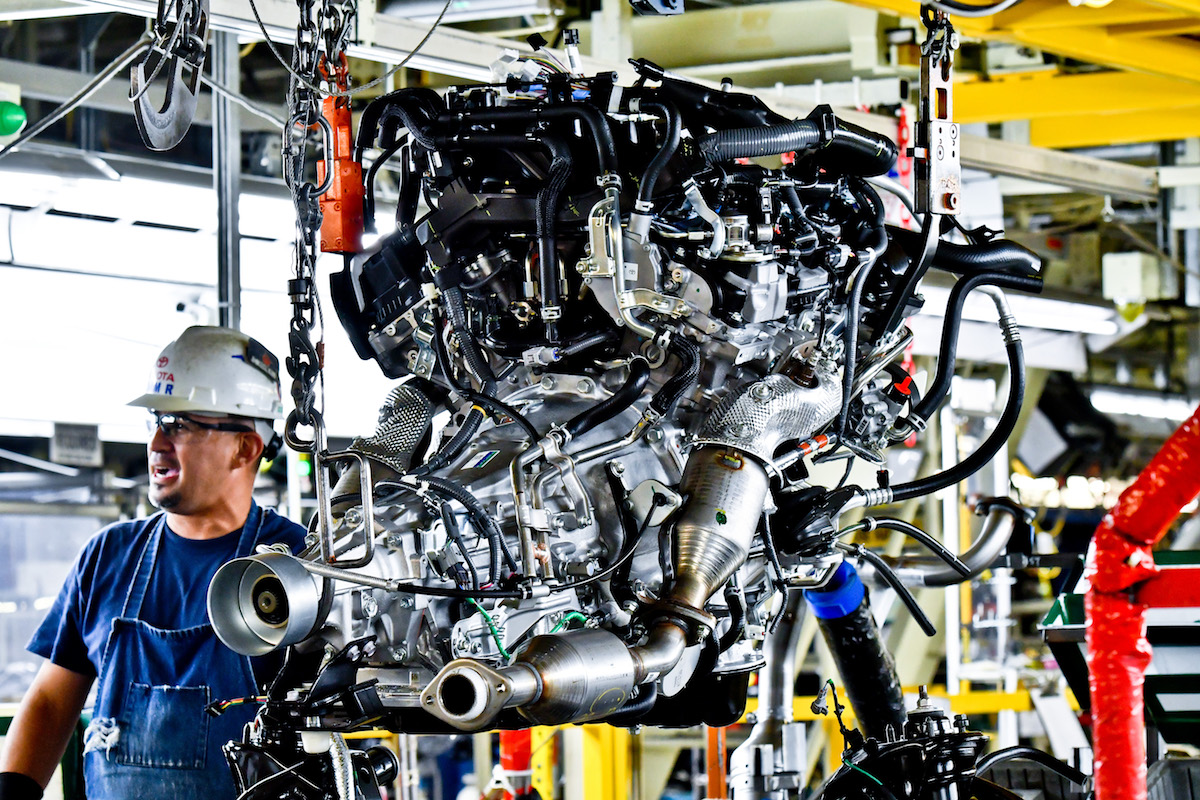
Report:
804,560,865,619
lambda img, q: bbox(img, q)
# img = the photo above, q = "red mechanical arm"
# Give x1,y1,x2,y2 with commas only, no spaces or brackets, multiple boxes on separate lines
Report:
1085,404,1200,800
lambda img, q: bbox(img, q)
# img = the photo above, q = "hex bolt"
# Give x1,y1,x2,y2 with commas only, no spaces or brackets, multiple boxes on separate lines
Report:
577,378,595,394
750,383,772,401
344,507,363,527
541,376,557,391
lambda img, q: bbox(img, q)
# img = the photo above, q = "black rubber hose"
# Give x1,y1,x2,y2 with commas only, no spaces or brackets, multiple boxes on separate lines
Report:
442,504,479,591
822,119,899,177
911,270,1034,423
849,545,937,637
364,136,406,234
444,105,617,174
650,337,700,417
415,287,491,475
888,326,1024,505
442,286,497,389
420,475,518,580
834,250,879,442
431,309,540,442
608,682,659,724
717,582,746,653
976,747,1089,787
535,136,573,343
560,330,620,358
637,101,681,204
805,564,906,741
356,87,443,156
856,518,969,577
892,499,1029,588
697,118,821,166
779,183,819,256
563,358,652,440
888,226,1042,278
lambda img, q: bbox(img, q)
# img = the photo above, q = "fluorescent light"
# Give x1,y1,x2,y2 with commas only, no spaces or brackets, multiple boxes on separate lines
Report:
1089,387,1198,423
919,284,1123,336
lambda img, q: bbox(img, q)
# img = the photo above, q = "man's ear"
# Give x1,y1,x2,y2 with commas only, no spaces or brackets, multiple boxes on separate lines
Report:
234,432,266,469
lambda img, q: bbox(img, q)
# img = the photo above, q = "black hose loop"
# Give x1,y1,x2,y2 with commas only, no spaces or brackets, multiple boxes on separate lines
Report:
889,323,1025,505
563,358,652,440
650,337,701,417
637,100,682,204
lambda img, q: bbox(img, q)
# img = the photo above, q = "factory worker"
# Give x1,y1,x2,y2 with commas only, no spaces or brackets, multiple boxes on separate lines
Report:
0,326,308,799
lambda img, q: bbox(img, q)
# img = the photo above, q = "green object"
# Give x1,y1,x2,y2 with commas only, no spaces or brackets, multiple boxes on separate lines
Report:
550,611,590,633
1040,550,1200,746
468,598,511,660
0,100,26,137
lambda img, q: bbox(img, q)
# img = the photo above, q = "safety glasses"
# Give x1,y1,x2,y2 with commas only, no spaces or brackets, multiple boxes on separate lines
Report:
148,412,255,440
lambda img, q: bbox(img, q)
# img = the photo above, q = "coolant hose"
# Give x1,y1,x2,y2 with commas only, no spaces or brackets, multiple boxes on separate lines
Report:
911,270,1035,423
804,561,905,740
607,682,659,725
975,746,1089,787
637,101,681,204
536,136,573,340
650,337,700,417
822,119,899,177
887,498,1027,587
697,111,896,176
887,288,1025,505
356,87,443,155
563,358,651,440
834,248,881,441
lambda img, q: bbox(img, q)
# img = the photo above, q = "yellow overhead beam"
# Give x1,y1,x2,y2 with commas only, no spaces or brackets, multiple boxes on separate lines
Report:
1032,106,1200,147
1139,0,1200,17
992,0,1180,30
1005,23,1200,84
1110,17,1200,36
838,0,1200,84
956,71,1200,123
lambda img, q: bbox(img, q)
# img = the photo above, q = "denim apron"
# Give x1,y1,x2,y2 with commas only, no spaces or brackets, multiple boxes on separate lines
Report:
82,506,263,799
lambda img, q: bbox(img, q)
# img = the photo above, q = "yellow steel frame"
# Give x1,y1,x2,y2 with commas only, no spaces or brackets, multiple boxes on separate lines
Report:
837,0,1200,146
581,725,632,800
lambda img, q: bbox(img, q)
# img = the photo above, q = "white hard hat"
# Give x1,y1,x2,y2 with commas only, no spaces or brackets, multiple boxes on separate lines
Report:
128,326,285,420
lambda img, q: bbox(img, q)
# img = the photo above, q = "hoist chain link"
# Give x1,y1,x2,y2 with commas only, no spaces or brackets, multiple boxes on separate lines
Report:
282,0,324,449
281,0,357,451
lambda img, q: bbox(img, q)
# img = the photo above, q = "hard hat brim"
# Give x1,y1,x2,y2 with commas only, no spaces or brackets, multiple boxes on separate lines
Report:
126,391,283,420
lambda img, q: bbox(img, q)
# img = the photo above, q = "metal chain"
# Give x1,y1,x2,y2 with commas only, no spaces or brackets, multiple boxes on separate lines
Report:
281,0,355,451
919,5,957,66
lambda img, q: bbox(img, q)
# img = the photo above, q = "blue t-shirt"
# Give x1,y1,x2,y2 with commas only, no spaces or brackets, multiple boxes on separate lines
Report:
29,506,308,685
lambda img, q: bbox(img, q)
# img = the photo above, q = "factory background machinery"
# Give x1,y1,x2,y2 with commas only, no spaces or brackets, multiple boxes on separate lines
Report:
1,0,1199,797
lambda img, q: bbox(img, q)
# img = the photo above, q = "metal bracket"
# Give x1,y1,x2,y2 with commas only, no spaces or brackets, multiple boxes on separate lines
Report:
542,433,593,527
914,10,961,216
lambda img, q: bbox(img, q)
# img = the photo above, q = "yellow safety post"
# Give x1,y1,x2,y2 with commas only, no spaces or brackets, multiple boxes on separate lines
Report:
530,726,558,800
581,725,631,800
